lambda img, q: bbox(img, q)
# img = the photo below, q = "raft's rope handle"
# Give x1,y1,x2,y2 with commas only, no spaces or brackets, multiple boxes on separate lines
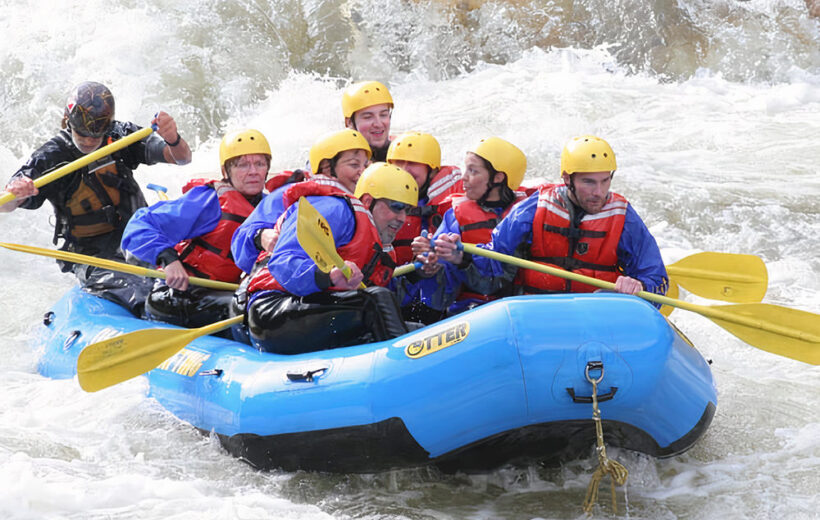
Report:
582,361,629,515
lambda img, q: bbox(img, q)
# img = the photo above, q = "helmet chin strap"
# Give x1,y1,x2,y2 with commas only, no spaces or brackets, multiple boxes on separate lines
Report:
329,155,340,179
478,168,515,208
418,167,432,199
478,178,503,208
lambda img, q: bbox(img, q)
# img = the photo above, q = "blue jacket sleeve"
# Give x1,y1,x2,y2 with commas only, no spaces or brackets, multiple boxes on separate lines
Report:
231,185,289,274
617,205,668,296
121,185,222,265
267,196,355,296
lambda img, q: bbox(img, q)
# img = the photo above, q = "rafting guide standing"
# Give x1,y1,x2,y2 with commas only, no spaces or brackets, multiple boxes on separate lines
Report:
1,81,191,315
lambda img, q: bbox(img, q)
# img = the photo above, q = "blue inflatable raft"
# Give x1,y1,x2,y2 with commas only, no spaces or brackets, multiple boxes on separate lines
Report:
36,287,717,473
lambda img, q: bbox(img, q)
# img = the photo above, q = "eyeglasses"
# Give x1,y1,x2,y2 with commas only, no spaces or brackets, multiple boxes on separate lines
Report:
380,199,412,214
232,159,268,173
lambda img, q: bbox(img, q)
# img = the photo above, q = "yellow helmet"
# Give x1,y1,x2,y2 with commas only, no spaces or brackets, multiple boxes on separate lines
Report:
342,81,394,119
354,162,418,207
309,129,372,175
387,131,441,170
469,137,527,190
219,129,271,166
560,135,617,176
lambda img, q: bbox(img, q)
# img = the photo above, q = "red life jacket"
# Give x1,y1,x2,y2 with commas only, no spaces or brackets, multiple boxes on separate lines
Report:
516,183,627,294
264,169,309,193
247,181,396,294
393,165,463,265
173,180,256,283
450,191,527,302
451,190,528,245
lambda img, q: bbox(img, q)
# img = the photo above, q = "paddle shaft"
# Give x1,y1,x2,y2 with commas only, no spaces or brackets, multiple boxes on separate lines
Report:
0,242,239,291
393,263,417,277
0,127,154,207
461,243,816,343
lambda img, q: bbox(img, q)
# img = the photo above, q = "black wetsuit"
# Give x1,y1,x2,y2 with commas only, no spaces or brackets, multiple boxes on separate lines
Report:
10,121,168,315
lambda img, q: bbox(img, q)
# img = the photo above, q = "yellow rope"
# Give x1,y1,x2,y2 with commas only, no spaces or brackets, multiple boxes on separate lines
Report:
582,378,628,515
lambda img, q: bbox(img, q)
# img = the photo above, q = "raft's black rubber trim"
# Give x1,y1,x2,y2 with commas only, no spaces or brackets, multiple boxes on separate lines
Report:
213,417,430,473
434,401,717,473
203,401,716,474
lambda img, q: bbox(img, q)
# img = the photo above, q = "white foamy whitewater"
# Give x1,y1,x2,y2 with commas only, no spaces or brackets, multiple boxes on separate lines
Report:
1,0,818,519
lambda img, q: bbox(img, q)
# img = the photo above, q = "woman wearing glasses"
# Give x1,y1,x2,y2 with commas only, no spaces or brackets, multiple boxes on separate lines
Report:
121,129,269,329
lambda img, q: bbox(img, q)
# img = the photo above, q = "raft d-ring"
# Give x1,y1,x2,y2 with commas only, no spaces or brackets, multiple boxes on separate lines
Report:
585,361,604,385
63,330,81,351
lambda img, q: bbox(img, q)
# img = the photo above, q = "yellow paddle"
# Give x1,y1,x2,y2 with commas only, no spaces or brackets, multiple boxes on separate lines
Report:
295,196,366,289
0,242,239,291
661,252,767,316
667,252,767,302
77,314,244,392
0,127,154,208
461,243,819,365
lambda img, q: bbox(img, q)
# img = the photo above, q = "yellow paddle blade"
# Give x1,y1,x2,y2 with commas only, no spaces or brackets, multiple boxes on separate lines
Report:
0,242,239,291
706,303,820,366
462,242,820,365
0,127,154,207
667,252,768,303
296,196,364,287
660,280,679,317
77,315,244,392
296,196,338,273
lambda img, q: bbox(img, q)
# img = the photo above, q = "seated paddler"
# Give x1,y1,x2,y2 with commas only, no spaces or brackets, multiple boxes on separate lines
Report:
231,128,372,275
384,131,463,324
435,135,668,303
414,136,531,316
121,129,270,328
242,162,418,355
342,80,394,162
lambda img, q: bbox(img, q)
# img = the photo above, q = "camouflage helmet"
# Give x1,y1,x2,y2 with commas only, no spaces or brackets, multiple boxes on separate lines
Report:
64,82,115,138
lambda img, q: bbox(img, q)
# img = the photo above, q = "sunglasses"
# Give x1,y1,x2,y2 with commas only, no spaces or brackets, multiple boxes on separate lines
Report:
380,199,412,214
71,127,106,139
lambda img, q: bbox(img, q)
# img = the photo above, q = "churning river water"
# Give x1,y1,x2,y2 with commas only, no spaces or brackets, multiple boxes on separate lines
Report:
1,1,818,518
